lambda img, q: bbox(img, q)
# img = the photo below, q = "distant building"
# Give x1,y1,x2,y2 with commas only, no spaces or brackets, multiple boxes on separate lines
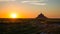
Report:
36,13,47,19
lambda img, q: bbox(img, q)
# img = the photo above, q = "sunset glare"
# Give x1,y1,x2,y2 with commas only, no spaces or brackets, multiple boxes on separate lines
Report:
10,13,17,18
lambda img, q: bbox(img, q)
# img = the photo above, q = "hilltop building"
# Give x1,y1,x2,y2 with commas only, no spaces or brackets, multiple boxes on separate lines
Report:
36,13,47,19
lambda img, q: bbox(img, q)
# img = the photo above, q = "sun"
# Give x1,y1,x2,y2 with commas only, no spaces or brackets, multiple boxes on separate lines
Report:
10,13,17,18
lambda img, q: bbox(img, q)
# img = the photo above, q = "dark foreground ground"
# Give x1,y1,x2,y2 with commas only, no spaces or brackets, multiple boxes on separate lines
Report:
0,18,60,34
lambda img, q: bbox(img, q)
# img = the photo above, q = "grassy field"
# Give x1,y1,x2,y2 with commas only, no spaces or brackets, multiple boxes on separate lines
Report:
0,18,60,34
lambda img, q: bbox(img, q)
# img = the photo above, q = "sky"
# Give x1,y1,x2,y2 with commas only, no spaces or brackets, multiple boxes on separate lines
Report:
0,0,60,18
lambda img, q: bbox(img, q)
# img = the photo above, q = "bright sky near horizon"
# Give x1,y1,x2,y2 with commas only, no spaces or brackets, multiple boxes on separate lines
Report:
0,0,60,18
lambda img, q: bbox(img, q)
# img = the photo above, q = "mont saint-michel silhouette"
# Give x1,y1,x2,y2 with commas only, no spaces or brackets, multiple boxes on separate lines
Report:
0,13,60,34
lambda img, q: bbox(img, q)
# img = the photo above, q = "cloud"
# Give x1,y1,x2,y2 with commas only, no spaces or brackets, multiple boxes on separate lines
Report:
21,0,47,5
21,1,41,3
0,0,16,1
30,3,46,5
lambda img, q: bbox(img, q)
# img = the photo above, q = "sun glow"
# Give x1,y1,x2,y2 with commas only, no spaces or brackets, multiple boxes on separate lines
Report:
10,13,17,18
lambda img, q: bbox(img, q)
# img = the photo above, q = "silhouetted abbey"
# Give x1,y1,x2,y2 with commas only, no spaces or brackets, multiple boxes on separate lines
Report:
36,13,47,19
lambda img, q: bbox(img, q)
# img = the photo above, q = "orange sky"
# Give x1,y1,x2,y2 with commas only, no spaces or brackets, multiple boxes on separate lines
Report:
0,0,60,18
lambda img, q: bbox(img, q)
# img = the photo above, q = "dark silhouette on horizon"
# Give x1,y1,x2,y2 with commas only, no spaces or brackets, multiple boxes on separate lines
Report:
36,13,47,19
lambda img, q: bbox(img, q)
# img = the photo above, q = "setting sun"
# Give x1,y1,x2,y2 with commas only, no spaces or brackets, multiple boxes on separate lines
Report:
10,13,17,18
